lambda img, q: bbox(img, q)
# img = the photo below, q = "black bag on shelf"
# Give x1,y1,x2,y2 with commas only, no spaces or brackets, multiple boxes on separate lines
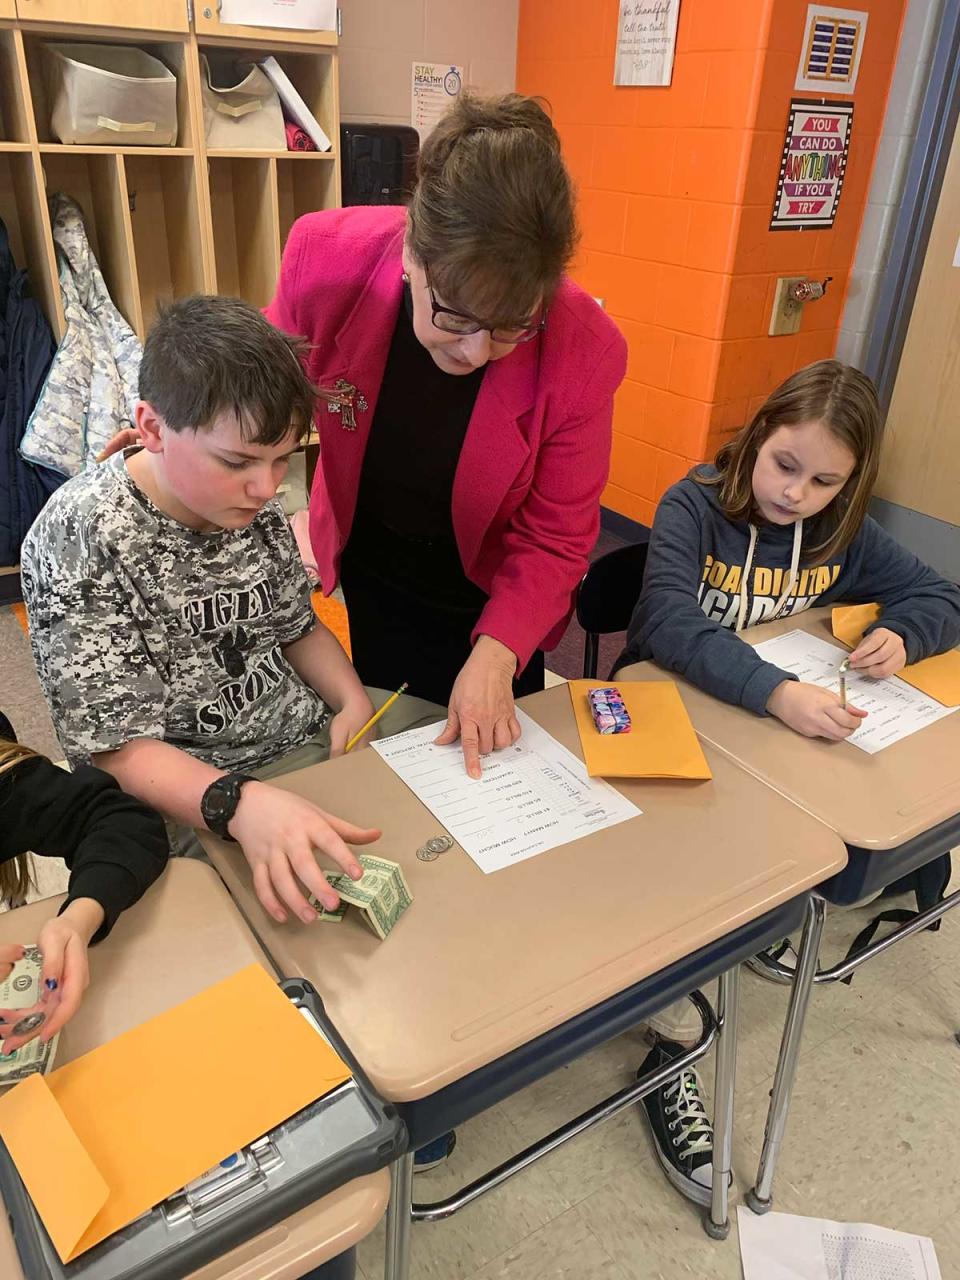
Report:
0,219,61,568
340,123,419,206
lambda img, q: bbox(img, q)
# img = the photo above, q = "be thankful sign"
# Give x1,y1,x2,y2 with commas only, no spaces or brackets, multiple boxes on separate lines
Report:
771,98,854,230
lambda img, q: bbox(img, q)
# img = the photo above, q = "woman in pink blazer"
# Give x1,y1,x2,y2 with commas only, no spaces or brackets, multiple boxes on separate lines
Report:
267,93,627,778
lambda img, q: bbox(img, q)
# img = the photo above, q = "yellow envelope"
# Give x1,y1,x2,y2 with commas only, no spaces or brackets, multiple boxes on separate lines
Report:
831,602,881,647
569,680,712,779
0,964,351,1262
832,604,960,706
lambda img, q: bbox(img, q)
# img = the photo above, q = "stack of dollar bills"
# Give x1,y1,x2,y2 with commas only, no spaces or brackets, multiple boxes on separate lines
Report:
0,945,59,1086
311,854,412,940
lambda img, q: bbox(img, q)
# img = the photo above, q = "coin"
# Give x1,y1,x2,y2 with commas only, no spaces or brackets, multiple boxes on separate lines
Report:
11,1012,45,1037
424,836,454,855
416,847,439,862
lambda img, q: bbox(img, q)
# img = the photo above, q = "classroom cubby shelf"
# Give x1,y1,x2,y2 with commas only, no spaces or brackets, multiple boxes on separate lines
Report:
0,9,341,342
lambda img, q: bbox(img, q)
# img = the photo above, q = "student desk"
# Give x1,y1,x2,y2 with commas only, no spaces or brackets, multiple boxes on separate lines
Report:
618,606,960,1214
0,861,389,1280
198,684,847,1280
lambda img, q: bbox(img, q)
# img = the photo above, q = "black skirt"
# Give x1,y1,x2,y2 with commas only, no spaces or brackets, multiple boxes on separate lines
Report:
340,521,545,708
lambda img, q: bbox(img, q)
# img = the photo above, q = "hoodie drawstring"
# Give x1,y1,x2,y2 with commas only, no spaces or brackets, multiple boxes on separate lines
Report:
736,518,803,633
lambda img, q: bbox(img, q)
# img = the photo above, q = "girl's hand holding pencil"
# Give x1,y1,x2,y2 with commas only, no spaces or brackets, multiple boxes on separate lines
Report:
766,680,868,741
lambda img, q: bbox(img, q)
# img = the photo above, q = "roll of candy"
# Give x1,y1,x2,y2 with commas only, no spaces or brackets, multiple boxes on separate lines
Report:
588,686,631,734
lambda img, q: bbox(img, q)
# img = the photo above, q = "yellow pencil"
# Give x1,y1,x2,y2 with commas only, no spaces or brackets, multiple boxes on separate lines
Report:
345,683,409,753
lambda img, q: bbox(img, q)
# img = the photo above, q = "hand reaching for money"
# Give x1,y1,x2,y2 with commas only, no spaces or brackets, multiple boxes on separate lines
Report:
0,898,104,1059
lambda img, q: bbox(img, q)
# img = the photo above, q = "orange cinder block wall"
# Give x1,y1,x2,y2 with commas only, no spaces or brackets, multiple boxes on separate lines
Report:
517,0,907,528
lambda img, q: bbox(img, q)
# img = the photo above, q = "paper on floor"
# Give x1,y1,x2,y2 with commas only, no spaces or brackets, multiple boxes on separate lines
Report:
753,631,957,753
371,709,641,873
737,1206,942,1280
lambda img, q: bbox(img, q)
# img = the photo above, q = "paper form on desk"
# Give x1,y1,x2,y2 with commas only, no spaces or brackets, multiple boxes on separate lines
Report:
831,604,960,706
753,631,958,753
737,1206,942,1280
371,709,641,874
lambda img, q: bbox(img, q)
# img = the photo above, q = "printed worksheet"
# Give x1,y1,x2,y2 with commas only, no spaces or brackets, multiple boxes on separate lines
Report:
737,1207,943,1280
753,631,958,754
371,709,641,873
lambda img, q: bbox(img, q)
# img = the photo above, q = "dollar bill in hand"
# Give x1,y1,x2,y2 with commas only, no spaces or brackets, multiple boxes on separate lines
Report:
0,946,59,1086
311,855,412,939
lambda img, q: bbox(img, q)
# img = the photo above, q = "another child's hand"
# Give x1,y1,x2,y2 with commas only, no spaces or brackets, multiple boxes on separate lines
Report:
229,781,380,925
327,691,377,758
847,627,907,679
0,899,103,1054
767,681,868,740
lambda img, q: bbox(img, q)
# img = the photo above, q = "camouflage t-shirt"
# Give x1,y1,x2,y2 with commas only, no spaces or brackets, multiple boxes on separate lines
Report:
21,449,327,771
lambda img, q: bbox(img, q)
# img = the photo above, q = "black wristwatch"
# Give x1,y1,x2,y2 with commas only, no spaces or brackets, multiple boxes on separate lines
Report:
200,773,257,839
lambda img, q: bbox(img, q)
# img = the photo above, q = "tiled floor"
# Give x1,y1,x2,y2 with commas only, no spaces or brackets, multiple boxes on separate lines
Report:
4,606,959,1278
356,885,960,1279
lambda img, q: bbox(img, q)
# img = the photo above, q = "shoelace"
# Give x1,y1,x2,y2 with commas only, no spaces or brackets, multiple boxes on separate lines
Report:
664,1068,713,1158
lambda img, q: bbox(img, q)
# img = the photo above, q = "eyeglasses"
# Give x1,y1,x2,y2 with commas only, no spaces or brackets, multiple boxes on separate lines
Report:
424,270,547,345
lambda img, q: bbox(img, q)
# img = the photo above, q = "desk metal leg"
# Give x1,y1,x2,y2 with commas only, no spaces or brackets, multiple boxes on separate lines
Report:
746,895,826,1214
385,1153,414,1280
704,964,740,1239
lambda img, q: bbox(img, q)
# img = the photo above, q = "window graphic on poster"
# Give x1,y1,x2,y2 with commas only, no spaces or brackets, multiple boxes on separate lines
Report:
796,6,868,94
614,0,681,86
412,62,463,141
770,98,853,231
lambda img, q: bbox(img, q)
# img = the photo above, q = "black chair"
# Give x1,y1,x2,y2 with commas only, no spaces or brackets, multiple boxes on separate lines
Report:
575,537,649,678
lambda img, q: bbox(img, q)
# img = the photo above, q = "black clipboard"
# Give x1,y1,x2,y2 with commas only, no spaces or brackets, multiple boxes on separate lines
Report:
0,979,405,1279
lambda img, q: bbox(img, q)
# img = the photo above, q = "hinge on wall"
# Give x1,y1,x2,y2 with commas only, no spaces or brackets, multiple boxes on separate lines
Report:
337,6,342,36
186,0,194,21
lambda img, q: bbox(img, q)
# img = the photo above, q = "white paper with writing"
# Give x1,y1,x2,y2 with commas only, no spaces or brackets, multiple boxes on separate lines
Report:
738,1207,942,1280
371,709,641,874
753,631,957,754
220,0,336,30
412,62,463,140
614,0,681,87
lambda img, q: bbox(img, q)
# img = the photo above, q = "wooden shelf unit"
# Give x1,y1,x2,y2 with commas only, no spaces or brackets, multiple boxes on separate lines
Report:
0,8,340,344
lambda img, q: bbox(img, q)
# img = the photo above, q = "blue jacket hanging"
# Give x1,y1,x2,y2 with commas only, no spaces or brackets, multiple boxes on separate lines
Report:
0,217,60,566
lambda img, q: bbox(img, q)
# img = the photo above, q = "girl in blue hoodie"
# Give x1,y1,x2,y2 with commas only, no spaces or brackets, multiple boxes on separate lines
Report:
613,360,960,1213
619,359,960,739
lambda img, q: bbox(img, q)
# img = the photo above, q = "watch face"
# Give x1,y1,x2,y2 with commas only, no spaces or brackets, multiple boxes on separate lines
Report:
206,788,230,820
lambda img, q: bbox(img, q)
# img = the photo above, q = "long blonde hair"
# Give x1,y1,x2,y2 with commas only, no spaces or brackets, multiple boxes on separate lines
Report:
699,360,883,562
0,741,37,904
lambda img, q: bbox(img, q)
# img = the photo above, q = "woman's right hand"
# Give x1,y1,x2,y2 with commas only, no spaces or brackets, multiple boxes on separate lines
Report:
766,681,868,740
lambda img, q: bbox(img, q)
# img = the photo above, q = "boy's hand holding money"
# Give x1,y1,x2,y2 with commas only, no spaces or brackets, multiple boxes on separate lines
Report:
231,783,380,925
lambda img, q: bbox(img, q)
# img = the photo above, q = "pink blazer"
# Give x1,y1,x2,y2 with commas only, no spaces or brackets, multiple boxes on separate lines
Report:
267,206,627,669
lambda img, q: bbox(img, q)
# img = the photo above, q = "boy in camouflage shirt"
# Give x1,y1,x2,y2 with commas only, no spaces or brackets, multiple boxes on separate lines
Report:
22,296,381,924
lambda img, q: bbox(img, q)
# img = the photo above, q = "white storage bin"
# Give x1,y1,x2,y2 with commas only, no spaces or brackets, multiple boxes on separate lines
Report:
201,55,286,150
45,43,178,147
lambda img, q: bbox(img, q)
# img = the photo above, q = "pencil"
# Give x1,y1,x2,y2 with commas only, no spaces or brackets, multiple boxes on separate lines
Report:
345,683,409,753
838,658,849,710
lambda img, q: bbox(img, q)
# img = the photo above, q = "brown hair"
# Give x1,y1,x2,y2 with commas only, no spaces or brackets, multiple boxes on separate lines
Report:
700,360,883,561
139,295,317,446
0,741,37,905
407,92,578,326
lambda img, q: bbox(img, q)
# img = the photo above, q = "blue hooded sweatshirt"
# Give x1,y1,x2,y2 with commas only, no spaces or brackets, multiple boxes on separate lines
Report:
617,466,960,715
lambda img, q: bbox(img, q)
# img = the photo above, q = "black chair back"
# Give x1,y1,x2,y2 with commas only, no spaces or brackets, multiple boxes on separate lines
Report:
575,539,649,678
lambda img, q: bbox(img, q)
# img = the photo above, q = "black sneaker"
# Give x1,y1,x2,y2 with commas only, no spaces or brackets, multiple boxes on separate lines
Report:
413,1130,456,1173
637,1037,727,1207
